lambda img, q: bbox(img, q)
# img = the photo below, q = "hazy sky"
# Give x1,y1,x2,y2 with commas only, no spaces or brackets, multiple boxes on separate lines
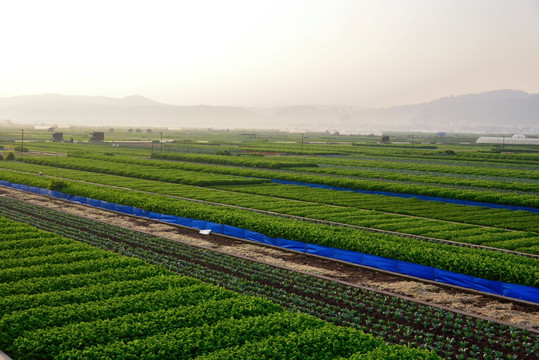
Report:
1,0,538,107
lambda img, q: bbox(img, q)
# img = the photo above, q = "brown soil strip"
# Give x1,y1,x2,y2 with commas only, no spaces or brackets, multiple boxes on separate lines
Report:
0,186,537,330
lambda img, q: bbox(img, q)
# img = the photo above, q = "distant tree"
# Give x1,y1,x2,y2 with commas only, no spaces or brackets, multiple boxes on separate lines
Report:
6,152,15,160
0,154,3,160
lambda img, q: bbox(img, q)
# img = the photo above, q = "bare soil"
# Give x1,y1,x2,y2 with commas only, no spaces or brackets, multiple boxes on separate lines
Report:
1,186,537,330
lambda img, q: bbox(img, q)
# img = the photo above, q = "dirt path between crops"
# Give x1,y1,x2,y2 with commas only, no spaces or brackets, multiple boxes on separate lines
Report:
1,187,537,330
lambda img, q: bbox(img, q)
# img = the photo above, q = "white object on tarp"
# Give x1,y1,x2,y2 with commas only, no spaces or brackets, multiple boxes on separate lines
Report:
199,229,212,235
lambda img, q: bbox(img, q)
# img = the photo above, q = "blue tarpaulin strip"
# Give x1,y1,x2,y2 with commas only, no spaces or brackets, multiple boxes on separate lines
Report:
501,283,539,303
434,268,475,288
223,225,245,238
160,214,177,223
206,222,225,234
334,248,363,265
2,180,537,304
275,238,306,252
397,260,435,281
245,230,266,243
175,216,192,227
270,179,539,213
363,253,398,272
191,219,207,230
473,277,503,296
306,243,334,258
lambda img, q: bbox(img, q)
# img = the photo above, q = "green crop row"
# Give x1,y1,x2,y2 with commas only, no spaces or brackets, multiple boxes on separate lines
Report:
0,171,537,286
3,163,539,250
58,153,539,207
312,155,539,179
235,142,539,165
3,198,536,359
21,156,270,187
220,183,539,233
0,216,438,360
290,165,539,193
147,148,539,192
150,151,319,169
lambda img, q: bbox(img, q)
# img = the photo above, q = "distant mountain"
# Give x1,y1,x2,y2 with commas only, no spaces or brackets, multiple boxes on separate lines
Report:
0,90,537,132
0,94,261,129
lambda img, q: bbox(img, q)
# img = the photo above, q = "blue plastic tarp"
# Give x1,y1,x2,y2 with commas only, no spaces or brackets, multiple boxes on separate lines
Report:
100,201,115,210
148,212,161,220
132,208,149,217
12,184,22,190
261,235,276,246
223,225,245,238
87,198,101,207
57,192,70,200
397,260,435,281
306,243,334,258
160,214,177,223
206,222,224,234
175,216,192,227
434,268,475,288
245,230,266,243
334,248,363,265
28,186,40,194
363,253,397,272
473,277,503,296
40,188,50,196
49,190,61,198
501,282,539,303
191,219,207,230
270,179,539,213
275,238,306,252
70,196,87,204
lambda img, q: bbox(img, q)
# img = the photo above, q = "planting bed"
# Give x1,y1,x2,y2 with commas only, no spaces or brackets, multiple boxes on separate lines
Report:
0,190,537,360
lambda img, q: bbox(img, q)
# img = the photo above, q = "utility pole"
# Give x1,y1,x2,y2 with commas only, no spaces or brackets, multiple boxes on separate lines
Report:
21,129,24,158
300,133,304,156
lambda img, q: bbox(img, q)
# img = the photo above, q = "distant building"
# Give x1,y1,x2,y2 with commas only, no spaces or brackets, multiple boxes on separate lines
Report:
89,132,105,142
52,133,63,142
381,135,390,143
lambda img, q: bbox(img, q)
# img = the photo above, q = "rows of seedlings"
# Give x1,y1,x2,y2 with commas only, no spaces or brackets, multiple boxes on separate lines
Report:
0,196,537,360
3,216,430,360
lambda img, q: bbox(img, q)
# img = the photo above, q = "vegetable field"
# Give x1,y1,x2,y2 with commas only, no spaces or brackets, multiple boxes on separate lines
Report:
1,128,538,359
0,214,443,360
1,197,537,360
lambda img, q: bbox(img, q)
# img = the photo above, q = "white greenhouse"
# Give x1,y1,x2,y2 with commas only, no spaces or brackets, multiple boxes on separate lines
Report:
476,136,539,145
